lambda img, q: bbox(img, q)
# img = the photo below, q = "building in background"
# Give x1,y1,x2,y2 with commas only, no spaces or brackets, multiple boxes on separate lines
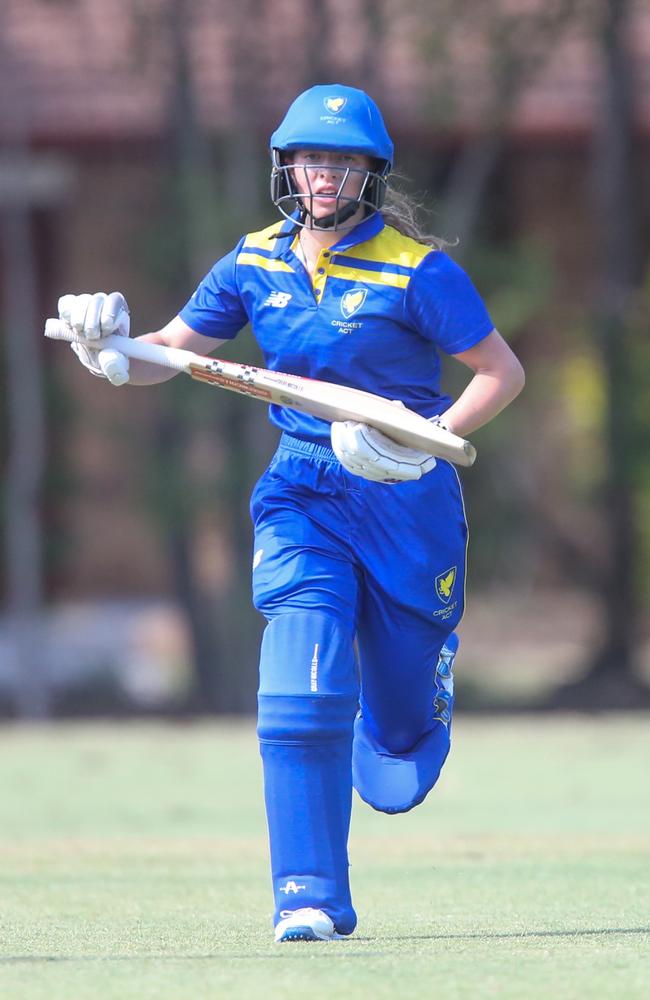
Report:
1,0,649,714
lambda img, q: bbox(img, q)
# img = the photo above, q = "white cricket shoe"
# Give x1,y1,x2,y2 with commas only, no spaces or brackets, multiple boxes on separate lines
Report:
274,908,341,942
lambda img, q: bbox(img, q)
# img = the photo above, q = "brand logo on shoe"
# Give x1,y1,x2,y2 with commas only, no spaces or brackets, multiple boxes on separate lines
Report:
279,880,306,895
435,566,457,605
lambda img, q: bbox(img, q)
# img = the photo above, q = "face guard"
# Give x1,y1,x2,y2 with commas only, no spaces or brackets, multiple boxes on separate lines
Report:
270,151,389,232
270,84,394,232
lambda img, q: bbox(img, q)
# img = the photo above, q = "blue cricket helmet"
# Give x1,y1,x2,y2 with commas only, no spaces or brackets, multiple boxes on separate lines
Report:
270,84,394,231
270,84,394,166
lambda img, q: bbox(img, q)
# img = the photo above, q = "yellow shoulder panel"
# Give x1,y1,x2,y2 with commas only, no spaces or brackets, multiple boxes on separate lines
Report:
342,226,433,270
242,221,285,251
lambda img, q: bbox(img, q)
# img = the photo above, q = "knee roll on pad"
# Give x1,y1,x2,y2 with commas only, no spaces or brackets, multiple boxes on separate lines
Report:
257,612,358,744
257,692,357,744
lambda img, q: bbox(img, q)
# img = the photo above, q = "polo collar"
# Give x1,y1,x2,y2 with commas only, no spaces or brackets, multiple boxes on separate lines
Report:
269,211,385,259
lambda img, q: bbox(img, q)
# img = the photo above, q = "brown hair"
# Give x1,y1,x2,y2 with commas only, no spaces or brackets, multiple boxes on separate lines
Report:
381,178,449,249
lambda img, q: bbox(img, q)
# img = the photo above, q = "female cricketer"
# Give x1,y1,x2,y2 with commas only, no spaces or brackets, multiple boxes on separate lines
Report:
58,84,525,942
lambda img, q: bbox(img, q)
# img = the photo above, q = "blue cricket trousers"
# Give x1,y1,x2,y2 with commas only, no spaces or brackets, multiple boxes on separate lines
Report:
250,433,467,935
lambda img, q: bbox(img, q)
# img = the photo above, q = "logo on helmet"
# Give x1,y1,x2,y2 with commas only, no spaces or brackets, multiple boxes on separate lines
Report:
324,96,347,114
341,288,367,319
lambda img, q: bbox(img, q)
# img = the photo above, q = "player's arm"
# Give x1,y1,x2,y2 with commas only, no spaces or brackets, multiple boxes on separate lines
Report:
57,294,226,387
440,329,525,437
128,315,226,385
402,254,524,438
58,242,245,385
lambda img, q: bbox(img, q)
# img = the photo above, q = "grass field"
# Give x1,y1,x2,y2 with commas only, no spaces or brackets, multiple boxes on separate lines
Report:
0,716,648,999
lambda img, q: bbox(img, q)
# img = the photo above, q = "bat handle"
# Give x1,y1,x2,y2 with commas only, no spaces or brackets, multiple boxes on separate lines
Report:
44,318,196,373
44,318,82,342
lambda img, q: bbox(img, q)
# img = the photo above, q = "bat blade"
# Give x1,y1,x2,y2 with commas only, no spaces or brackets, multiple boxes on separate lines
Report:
44,320,476,466
190,360,476,466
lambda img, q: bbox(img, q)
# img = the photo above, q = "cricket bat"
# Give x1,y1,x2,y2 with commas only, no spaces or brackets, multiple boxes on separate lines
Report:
44,319,476,467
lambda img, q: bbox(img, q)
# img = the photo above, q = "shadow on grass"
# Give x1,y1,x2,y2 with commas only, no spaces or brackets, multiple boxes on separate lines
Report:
381,926,650,942
0,949,378,962
1,926,648,963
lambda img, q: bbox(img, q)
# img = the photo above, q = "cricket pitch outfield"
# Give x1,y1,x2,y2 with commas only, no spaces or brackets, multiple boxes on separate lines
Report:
0,716,647,999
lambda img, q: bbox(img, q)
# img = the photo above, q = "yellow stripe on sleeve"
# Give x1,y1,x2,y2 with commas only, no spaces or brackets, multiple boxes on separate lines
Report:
237,253,295,273
327,264,410,289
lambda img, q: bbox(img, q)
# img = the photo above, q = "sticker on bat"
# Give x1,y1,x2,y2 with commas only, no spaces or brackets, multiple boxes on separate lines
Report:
190,366,272,400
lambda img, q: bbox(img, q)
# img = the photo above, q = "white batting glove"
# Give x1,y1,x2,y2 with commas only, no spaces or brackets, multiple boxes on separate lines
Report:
330,420,438,483
58,291,131,386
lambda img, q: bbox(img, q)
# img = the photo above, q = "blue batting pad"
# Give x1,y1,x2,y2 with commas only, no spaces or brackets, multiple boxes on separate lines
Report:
257,612,358,935
352,710,451,814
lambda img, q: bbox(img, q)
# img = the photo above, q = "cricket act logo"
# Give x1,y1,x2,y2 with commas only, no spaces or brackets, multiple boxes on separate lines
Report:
340,287,367,319
435,566,457,605
321,96,348,125
324,96,347,114
332,287,366,333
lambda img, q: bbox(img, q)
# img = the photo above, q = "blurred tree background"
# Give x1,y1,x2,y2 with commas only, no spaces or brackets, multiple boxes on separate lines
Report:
0,0,648,718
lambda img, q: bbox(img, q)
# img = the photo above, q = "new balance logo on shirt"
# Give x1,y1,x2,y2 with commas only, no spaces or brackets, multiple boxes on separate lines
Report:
264,291,292,308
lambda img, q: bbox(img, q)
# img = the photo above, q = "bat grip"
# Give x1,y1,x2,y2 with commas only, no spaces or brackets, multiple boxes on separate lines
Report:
44,318,196,372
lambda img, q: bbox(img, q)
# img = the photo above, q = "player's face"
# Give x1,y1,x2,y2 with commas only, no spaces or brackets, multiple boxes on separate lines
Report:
289,150,371,218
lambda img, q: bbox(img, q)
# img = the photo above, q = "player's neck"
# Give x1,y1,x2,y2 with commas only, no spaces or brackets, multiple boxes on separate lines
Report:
297,229,335,272
298,208,365,266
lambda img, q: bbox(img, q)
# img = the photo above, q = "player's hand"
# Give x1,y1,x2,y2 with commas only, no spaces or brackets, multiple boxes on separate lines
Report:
57,292,130,386
330,419,437,483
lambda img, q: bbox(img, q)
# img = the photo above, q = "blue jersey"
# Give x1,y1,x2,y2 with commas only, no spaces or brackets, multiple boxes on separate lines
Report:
180,212,493,446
